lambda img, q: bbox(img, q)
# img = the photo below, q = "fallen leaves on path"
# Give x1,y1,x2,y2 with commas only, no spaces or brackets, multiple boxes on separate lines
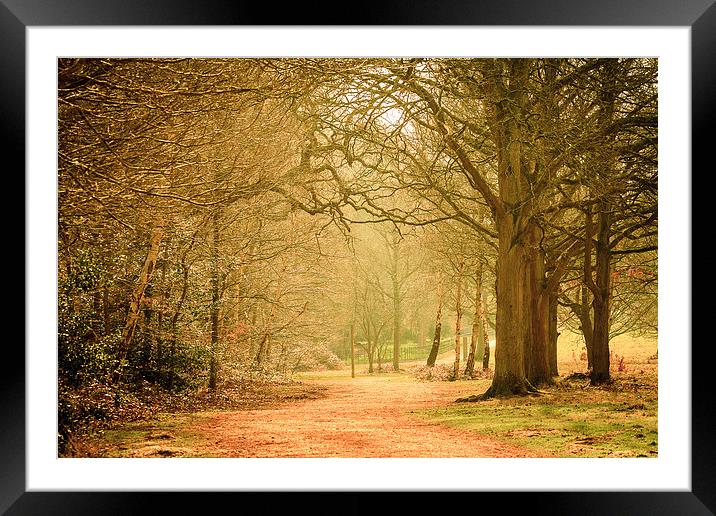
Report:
180,376,543,458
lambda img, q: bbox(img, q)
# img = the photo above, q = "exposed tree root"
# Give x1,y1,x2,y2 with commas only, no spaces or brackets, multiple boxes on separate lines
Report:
562,371,614,388
589,373,613,387
530,375,556,388
455,377,547,402
455,394,483,403
565,372,590,381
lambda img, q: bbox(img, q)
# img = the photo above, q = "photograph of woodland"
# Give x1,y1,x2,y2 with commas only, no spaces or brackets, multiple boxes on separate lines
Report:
58,58,658,459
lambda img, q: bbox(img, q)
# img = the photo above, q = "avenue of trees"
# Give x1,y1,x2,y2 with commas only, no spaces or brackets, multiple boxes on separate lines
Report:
58,58,657,446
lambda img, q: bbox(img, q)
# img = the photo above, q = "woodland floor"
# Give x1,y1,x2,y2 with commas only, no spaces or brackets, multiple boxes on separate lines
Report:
85,374,540,458
79,334,657,459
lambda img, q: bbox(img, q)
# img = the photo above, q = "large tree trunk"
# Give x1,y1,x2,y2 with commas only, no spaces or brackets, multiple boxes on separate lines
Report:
478,60,538,398
113,221,163,384
254,306,278,369
464,265,484,377
548,289,559,377
587,60,618,385
526,225,553,387
411,59,555,400
483,224,533,396
589,203,612,384
579,285,594,369
588,61,621,385
452,260,465,379
426,275,444,367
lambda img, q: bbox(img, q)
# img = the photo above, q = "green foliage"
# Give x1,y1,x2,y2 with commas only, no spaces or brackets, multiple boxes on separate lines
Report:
86,413,220,458
121,338,212,391
58,298,119,387
58,379,158,456
67,249,103,292
159,342,212,390
57,332,211,455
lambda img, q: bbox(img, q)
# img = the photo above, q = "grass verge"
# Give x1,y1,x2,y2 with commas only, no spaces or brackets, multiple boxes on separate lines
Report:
414,374,658,458
77,412,220,458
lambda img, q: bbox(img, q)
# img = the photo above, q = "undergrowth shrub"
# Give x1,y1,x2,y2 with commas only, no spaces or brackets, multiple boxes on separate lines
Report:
220,364,294,387
124,340,211,391
291,345,343,372
58,379,159,456
410,364,494,381
610,351,627,372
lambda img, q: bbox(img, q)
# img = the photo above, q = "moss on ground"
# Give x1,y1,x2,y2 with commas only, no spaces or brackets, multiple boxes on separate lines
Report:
86,412,221,458
414,382,658,458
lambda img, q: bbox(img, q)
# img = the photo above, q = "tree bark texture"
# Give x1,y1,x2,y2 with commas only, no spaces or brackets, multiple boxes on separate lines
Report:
113,221,163,384
548,290,559,377
580,284,594,369
586,61,620,385
452,260,465,379
480,60,540,397
479,59,577,396
525,224,553,387
464,265,484,377
590,203,613,384
486,221,533,395
426,275,444,367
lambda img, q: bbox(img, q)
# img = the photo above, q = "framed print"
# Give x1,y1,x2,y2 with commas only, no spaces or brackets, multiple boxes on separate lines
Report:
8,0,711,514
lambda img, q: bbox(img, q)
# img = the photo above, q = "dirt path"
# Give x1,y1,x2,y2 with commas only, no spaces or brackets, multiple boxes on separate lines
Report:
185,375,541,458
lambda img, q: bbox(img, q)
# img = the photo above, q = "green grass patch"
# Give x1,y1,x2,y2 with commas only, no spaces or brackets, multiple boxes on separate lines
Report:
415,397,658,458
88,412,221,458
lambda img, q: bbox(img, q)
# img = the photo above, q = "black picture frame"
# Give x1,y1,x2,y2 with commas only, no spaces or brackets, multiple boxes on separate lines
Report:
7,1,710,514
